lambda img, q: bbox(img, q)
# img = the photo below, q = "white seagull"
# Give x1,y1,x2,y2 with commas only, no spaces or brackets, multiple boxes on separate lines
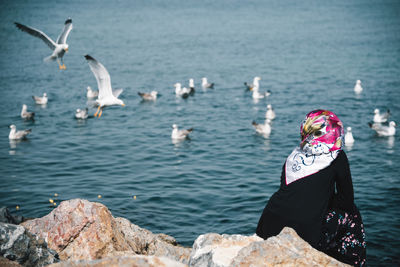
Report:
201,77,214,89
75,108,88,119
373,108,390,123
354,80,363,94
188,78,195,95
15,18,73,70
32,93,48,105
9,125,31,140
251,86,269,100
244,76,261,91
252,119,272,137
171,124,193,140
345,127,355,145
21,104,35,120
84,55,125,118
174,83,190,99
86,86,99,99
265,104,276,120
368,121,396,136
138,91,158,101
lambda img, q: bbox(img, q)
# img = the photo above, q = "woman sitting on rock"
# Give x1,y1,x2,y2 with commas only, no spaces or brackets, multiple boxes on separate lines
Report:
256,109,366,266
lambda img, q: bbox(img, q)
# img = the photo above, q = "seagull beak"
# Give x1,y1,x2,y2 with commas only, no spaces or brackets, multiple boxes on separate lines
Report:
249,87,253,91
121,103,125,107
64,47,69,52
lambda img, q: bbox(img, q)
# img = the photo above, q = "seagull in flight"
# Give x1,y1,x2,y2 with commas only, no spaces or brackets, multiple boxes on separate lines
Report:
15,18,73,70
84,55,125,118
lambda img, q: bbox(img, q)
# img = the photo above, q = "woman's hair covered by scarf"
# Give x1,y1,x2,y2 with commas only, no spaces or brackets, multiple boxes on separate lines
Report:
300,110,344,153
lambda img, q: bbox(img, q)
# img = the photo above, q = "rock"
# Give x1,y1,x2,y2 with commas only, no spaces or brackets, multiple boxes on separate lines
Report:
115,217,191,264
21,199,132,261
21,199,190,264
0,222,59,266
0,207,24,225
47,255,187,267
189,233,262,267
189,227,351,267
0,256,22,267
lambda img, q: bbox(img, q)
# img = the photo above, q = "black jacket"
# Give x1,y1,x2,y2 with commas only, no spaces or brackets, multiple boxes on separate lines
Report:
256,150,354,247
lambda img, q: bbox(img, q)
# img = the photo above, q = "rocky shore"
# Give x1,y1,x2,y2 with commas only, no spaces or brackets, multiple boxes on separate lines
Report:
0,199,350,266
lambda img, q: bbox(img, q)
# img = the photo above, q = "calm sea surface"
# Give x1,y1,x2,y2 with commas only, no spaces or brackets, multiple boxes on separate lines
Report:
0,0,399,265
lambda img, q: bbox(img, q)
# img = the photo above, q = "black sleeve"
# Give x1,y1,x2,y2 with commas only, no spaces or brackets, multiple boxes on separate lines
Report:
331,151,355,212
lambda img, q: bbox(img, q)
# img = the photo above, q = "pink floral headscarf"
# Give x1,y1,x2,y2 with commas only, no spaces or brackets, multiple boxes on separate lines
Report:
285,110,344,185
300,110,344,156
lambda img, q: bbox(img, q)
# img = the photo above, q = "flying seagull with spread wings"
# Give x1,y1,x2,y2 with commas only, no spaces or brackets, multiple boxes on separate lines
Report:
15,18,73,70
84,55,125,118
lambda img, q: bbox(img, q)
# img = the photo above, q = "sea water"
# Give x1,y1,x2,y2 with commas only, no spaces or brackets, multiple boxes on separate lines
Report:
0,0,399,265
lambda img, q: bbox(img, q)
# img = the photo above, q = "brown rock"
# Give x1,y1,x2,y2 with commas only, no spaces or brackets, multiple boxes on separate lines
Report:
21,199,131,261
0,256,22,267
47,255,187,267
21,199,190,264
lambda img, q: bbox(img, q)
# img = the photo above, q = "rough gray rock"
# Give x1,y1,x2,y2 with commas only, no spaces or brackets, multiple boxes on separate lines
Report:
0,207,24,225
0,222,59,267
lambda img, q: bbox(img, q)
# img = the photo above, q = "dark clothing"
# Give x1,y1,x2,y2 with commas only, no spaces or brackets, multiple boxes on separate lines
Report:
256,150,366,266
256,150,354,247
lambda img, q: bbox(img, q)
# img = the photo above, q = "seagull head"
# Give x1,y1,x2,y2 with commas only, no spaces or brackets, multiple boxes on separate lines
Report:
374,108,379,114
172,124,178,129
174,83,181,88
267,104,272,109
117,99,125,107
76,108,81,113
151,91,158,97
22,104,27,110
254,76,261,81
202,77,207,82
43,93,47,97
87,86,91,91
63,44,69,52
389,121,396,127
356,80,361,84
9,124,16,130
347,127,352,132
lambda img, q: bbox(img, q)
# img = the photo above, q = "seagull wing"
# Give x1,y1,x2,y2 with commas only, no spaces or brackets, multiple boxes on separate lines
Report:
15,22,56,50
112,88,124,98
84,55,113,99
56,18,73,44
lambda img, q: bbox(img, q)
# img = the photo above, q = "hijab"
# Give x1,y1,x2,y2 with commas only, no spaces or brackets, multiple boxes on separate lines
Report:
285,110,344,185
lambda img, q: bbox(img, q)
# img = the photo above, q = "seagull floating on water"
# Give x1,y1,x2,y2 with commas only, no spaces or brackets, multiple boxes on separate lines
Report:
354,80,363,94
86,86,99,99
251,86,269,100
32,93,48,105
188,79,195,95
15,18,73,70
171,124,193,140
373,108,390,123
174,83,190,99
265,104,276,120
345,127,355,145
21,104,35,120
84,55,125,118
252,119,272,137
75,108,88,119
368,121,396,136
138,91,158,101
201,77,214,89
244,77,261,91
9,125,31,140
